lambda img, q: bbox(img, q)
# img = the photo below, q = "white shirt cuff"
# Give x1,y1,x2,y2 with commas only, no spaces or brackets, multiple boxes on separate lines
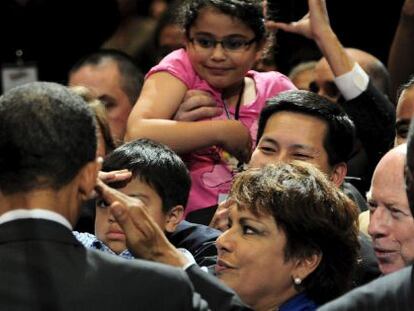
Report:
334,63,369,101
179,248,197,270
180,248,209,272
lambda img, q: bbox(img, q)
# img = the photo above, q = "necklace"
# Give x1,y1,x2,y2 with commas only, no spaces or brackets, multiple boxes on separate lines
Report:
222,80,245,120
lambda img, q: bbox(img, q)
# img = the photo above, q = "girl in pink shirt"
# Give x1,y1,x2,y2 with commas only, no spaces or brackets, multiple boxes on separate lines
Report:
126,0,295,220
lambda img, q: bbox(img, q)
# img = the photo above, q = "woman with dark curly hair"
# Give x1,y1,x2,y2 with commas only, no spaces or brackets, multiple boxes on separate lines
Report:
215,162,360,311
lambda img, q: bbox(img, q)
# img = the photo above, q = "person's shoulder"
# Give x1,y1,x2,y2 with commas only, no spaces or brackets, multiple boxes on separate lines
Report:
83,249,206,310
148,49,192,75
169,220,220,266
318,266,414,311
146,48,195,88
248,70,293,83
86,247,189,282
248,70,296,96
157,49,190,65
173,220,221,241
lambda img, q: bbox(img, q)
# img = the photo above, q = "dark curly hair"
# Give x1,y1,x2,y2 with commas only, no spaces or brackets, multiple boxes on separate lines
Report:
180,0,265,43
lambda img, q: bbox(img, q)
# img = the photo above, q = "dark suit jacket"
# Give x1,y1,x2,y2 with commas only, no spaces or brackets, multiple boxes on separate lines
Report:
318,265,414,311
354,232,381,286
0,219,207,311
186,265,252,311
341,80,395,194
167,220,220,266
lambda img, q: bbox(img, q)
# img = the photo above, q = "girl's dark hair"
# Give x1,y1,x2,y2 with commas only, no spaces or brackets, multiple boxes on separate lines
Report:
180,0,265,42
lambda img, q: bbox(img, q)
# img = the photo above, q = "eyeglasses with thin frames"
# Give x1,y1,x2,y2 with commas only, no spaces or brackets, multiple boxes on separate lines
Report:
188,35,257,53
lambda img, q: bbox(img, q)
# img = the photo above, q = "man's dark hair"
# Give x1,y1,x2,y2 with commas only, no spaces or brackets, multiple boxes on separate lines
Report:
231,162,359,305
257,90,356,167
69,49,144,106
102,139,191,213
0,82,96,194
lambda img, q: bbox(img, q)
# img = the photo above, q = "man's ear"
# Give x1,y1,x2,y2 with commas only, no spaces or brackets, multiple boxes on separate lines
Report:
330,162,347,187
292,253,322,286
164,205,184,233
78,157,102,201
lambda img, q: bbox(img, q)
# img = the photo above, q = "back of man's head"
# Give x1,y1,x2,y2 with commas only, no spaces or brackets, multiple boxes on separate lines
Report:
102,139,191,213
353,50,391,99
314,48,391,100
0,82,96,194
258,90,356,167
69,49,144,106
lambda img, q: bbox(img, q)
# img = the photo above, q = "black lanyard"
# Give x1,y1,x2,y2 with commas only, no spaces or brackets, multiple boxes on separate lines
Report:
223,80,245,120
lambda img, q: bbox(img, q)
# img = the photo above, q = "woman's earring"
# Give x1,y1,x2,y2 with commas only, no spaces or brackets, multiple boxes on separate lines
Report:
294,277,302,285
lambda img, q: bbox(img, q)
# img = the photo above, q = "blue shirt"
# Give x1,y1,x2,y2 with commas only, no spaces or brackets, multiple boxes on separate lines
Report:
73,231,134,259
280,292,317,311
73,231,197,265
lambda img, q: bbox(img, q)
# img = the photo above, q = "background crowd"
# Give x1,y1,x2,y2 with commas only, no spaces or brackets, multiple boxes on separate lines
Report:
0,0,414,310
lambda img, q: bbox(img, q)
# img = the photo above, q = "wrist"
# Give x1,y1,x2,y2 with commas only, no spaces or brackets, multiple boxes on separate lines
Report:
214,120,234,147
313,27,337,50
158,248,189,268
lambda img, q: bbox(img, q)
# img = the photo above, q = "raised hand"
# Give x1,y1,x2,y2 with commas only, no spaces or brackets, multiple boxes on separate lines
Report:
265,0,331,42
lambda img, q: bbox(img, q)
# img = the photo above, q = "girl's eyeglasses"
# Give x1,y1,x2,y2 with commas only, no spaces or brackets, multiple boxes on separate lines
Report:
189,36,256,52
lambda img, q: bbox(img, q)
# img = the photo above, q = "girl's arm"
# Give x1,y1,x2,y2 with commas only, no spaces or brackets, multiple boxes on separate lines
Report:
125,72,251,162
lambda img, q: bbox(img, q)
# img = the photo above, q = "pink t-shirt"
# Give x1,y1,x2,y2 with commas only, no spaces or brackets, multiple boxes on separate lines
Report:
147,49,296,216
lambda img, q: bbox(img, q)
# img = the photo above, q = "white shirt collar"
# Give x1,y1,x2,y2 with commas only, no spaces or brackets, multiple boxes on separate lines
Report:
0,209,72,230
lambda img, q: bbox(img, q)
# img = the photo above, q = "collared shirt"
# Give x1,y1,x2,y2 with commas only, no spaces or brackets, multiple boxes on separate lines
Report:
0,209,72,229
73,231,134,259
73,231,198,269
279,292,317,311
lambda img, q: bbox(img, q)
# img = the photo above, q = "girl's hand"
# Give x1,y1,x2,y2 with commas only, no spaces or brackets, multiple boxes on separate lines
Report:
265,0,331,41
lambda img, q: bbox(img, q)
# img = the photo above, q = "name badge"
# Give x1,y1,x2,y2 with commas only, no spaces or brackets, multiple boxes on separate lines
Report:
2,64,38,93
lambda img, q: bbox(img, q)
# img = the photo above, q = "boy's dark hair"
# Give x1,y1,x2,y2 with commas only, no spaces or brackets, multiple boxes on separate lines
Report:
69,49,144,106
102,139,191,213
0,82,96,194
257,90,356,167
181,0,265,43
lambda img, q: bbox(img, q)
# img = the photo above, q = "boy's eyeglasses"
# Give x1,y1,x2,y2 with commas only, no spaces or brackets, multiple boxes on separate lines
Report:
189,36,257,52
